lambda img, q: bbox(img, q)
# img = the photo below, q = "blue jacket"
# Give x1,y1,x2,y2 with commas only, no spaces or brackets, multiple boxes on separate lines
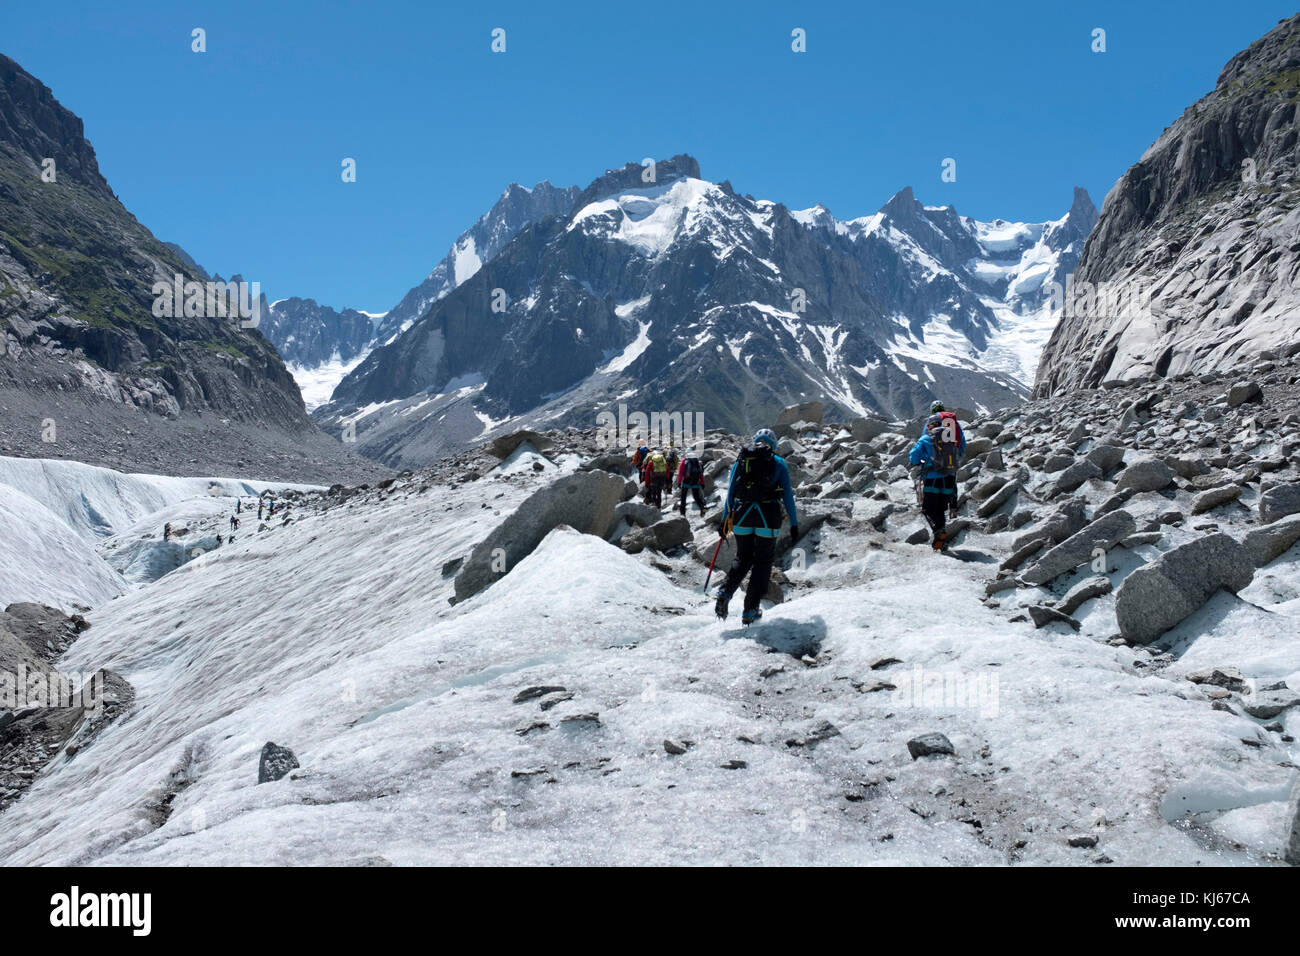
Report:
725,454,799,537
909,432,965,492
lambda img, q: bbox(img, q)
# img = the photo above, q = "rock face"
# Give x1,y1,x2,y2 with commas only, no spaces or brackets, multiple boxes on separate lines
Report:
1115,534,1255,644
261,297,377,370
317,153,1093,467
1034,14,1300,395
0,54,372,481
453,471,626,602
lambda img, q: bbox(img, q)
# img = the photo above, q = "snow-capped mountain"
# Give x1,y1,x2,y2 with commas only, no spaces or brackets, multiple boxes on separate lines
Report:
1035,13,1300,396
373,180,582,347
316,155,1094,469
257,181,581,410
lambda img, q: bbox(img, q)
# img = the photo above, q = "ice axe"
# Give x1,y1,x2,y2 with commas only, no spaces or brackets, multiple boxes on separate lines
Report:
703,518,731,593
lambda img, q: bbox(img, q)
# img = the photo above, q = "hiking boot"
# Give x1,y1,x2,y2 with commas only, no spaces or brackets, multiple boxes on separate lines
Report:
714,588,731,620
741,607,763,626
932,530,948,552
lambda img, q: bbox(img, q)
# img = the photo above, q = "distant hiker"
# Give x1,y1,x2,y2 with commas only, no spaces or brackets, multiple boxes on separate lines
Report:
909,408,966,550
715,429,799,625
631,443,650,474
647,450,669,508
677,452,707,518
236,499,242,514
163,522,172,541
229,515,238,532
258,501,264,520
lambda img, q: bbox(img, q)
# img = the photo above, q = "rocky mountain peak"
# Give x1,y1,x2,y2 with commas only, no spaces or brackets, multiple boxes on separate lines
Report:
569,153,702,213
0,54,106,193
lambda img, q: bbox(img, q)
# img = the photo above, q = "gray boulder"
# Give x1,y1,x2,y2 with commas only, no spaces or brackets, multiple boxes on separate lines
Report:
1239,688,1299,720
454,470,627,602
1259,482,1300,524
1086,444,1125,473
1241,516,1300,567
580,451,635,477
1115,457,1175,493
1115,534,1255,644
849,416,892,442
977,480,1019,519
1049,460,1102,495
1020,510,1136,586
258,742,299,783
1191,484,1242,515
775,402,824,435
907,733,954,759
620,516,692,554
489,430,554,459
612,500,662,530
1057,575,1114,616
1226,380,1263,407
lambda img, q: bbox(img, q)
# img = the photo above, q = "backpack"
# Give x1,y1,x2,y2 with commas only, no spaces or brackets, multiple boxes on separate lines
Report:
666,449,679,473
683,456,703,484
631,448,644,467
650,452,668,474
732,444,777,502
927,414,961,475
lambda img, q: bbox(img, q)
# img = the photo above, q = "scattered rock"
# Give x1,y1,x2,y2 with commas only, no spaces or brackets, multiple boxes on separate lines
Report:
664,739,687,755
1191,484,1242,514
513,685,567,703
1242,516,1300,566
1020,510,1136,586
1057,576,1113,616
1259,483,1300,524
1115,457,1176,493
1226,380,1263,407
1115,534,1254,644
907,733,955,759
258,742,299,784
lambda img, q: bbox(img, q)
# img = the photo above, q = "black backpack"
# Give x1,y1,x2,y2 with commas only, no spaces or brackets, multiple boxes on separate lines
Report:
732,444,777,502
683,456,703,483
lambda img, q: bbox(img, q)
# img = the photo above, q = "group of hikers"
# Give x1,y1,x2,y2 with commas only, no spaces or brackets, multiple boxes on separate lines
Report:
631,442,707,516
162,492,285,548
631,401,965,627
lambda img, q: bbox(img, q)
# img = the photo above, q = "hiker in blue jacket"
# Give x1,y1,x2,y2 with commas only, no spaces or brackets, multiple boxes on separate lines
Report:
909,406,966,551
715,428,799,625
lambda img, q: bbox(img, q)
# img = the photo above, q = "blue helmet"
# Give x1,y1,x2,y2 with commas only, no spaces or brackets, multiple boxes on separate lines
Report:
753,428,778,449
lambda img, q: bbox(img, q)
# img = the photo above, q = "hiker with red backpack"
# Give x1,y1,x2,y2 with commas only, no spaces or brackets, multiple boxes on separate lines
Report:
677,450,707,517
909,401,966,551
714,428,799,625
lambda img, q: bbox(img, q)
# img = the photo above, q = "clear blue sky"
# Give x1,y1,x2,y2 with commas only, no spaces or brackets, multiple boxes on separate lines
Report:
2,0,1294,312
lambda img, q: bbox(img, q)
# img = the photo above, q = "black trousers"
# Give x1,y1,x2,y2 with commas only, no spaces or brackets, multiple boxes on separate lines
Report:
723,533,776,611
678,484,705,514
921,474,957,539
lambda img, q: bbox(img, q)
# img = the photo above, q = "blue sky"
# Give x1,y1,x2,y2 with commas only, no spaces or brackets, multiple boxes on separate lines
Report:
2,0,1294,311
